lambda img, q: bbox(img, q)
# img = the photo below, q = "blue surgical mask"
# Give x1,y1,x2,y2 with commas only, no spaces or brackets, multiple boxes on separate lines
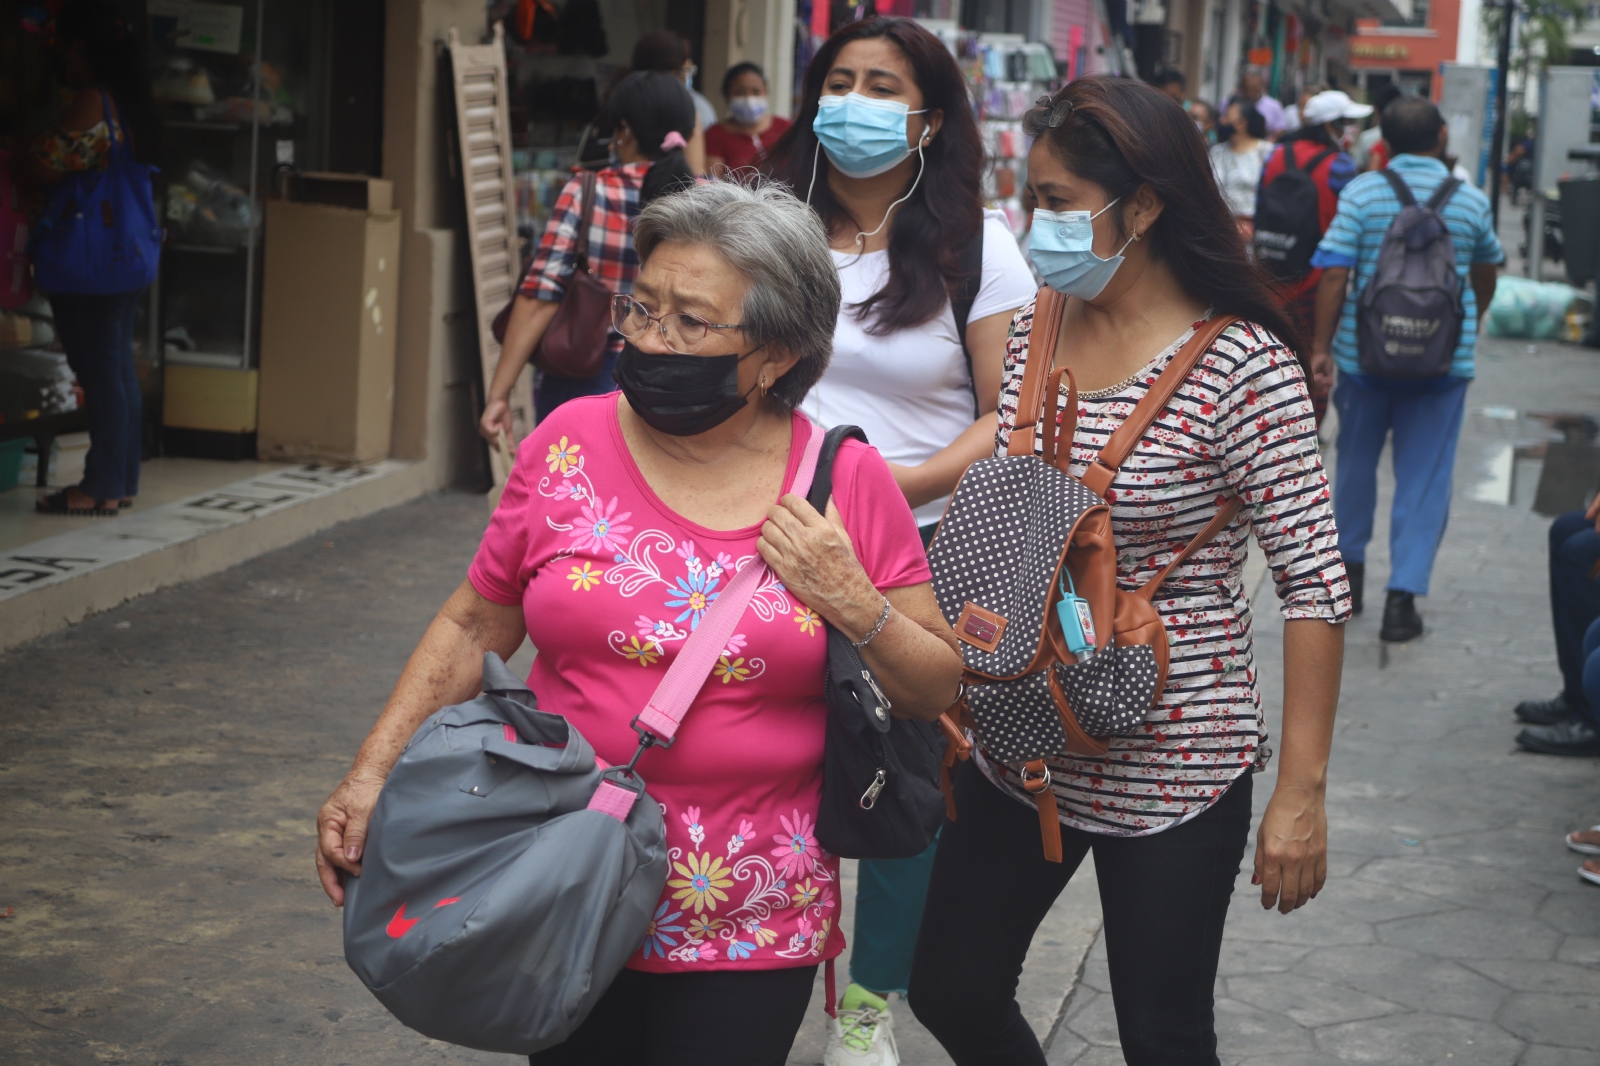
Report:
729,95,768,124
812,92,928,178
1028,200,1135,301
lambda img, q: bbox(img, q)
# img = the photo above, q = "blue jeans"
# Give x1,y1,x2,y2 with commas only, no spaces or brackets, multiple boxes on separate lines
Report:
1548,511,1600,719
1584,617,1600,721
534,348,618,421
50,290,143,500
1332,374,1469,596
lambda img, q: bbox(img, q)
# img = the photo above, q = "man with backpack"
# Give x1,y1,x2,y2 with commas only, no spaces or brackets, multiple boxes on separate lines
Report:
1253,90,1366,419
1309,95,1503,642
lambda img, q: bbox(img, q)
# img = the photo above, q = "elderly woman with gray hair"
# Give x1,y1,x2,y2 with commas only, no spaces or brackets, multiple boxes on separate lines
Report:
316,181,962,1065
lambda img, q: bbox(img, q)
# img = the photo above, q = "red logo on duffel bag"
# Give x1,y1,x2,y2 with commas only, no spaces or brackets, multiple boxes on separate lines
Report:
385,897,462,938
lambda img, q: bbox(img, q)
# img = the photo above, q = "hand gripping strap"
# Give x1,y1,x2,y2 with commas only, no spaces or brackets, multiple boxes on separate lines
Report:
629,418,826,748
1081,315,1239,496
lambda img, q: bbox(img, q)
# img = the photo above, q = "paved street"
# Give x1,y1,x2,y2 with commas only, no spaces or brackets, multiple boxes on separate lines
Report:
1,328,1597,1065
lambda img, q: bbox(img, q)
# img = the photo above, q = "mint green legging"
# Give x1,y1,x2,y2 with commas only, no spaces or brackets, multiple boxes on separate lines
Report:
849,521,945,995
850,833,941,994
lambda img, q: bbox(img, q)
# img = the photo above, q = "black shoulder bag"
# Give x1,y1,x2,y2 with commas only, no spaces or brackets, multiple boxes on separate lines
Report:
809,425,950,859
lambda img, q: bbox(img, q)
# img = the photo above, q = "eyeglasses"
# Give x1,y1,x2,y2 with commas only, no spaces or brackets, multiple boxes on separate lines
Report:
612,294,745,355
1036,94,1075,128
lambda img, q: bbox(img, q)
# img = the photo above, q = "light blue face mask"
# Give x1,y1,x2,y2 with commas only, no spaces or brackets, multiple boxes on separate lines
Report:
812,92,928,178
1028,199,1136,301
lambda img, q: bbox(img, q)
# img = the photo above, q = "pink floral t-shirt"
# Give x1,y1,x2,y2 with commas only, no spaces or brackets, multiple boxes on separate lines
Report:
469,394,931,973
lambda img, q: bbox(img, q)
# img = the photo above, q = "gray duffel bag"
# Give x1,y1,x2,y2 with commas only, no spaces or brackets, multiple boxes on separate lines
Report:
342,654,668,1054
343,421,825,1053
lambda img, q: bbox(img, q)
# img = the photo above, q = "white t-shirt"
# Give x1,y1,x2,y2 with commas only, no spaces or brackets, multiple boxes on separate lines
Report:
803,210,1037,526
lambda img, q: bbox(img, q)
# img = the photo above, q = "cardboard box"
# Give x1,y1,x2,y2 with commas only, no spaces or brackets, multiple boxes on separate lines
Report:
163,365,259,432
256,200,401,465
296,172,393,211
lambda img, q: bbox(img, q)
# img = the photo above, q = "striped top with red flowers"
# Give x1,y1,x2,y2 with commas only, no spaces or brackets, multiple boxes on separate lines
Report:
976,300,1351,836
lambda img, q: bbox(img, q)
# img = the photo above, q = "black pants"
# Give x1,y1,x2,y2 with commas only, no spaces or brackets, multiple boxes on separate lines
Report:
528,964,816,1065
909,760,1253,1066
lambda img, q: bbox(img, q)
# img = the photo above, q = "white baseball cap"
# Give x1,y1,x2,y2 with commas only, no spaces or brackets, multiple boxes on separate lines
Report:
1301,90,1375,126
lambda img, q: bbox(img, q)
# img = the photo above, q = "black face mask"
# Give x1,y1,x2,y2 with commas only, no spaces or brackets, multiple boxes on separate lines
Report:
612,341,763,437
1215,122,1236,141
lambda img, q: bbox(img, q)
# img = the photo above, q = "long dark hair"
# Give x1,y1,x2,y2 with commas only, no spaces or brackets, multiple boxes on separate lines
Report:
606,71,695,205
1024,77,1306,362
55,0,160,164
763,17,984,336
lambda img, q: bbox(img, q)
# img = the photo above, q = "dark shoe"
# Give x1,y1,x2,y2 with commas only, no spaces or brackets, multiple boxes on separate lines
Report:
1345,560,1365,615
1517,718,1600,756
1515,693,1578,725
35,488,120,517
1380,590,1423,642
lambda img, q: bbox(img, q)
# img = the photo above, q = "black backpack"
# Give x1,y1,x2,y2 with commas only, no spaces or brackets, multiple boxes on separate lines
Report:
1356,169,1464,379
807,425,952,859
1252,144,1336,283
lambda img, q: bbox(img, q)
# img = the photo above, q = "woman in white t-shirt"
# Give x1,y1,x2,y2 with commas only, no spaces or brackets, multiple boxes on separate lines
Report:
763,17,1035,1065
1209,100,1273,236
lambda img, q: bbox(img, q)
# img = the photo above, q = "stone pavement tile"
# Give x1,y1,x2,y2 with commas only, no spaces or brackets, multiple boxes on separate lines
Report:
1556,935,1600,965
1534,887,1600,936
1464,958,1600,995
1219,894,1377,947
1520,1045,1600,1066
1496,991,1600,1049
1426,824,1594,868
1296,943,1510,1018
1312,873,1461,923
1376,908,1563,961
1215,938,1314,976
1350,857,1551,916
1060,986,1121,1048
1042,1024,1089,1065
1314,1013,1525,1065
1058,1046,1128,1066
1211,996,1315,1055
1224,973,1403,1028
1231,1055,1349,1066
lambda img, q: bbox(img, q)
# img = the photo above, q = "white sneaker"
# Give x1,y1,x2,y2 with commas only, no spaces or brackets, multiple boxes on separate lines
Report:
824,985,900,1066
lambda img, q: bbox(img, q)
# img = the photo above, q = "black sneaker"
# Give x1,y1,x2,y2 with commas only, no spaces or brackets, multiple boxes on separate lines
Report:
1345,560,1365,616
1380,590,1423,642
1515,693,1577,725
1516,718,1600,756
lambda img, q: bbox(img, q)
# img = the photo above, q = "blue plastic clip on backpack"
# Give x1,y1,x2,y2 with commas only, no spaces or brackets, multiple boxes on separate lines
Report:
30,95,161,295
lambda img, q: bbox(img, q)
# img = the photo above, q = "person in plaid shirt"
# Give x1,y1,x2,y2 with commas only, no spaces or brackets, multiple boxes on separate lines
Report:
480,71,697,436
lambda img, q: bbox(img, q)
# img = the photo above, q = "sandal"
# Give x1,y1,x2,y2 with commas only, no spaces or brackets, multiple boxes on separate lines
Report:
1581,861,1600,887
35,489,121,517
1566,827,1600,856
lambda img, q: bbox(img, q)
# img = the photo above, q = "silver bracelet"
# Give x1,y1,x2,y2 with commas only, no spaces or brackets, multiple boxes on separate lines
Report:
852,596,892,649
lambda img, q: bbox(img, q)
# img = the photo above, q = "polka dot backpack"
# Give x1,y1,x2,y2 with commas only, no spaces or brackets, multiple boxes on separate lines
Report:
928,288,1242,861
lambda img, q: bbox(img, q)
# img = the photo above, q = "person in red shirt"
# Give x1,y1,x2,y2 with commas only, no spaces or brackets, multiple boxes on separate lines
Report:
1256,89,1366,416
704,62,791,176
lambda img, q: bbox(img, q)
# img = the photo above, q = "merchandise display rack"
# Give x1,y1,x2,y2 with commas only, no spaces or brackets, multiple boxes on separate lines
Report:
951,31,1060,236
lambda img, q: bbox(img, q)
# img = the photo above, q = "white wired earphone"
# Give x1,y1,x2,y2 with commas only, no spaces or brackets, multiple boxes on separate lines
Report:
805,132,932,250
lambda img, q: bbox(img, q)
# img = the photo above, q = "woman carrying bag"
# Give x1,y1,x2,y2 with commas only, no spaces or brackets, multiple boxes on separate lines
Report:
23,0,161,516
907,77,1350,1066
479,70,695,435
320,181,963,1064
762,18,1035,1063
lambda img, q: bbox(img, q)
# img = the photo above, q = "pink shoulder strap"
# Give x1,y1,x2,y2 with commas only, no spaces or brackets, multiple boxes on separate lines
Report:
588,417,826,820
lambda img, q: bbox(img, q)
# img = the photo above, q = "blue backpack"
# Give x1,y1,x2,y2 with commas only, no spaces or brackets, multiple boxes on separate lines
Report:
30,95,161,295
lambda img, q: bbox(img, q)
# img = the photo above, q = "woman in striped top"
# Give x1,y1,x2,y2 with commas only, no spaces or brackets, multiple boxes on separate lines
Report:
909,78,1349,1066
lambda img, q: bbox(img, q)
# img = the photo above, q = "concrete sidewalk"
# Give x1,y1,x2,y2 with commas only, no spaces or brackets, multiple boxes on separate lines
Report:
1049,332,1600,1064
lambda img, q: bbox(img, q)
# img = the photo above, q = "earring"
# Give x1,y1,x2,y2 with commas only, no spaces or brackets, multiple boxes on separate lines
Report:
1132,231,1142,241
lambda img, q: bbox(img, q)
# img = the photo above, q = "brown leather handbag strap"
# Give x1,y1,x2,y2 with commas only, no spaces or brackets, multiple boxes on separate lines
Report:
1080,315,1239,496
1135,496,1245,601
1007,287,1068,458
572,169,598,273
